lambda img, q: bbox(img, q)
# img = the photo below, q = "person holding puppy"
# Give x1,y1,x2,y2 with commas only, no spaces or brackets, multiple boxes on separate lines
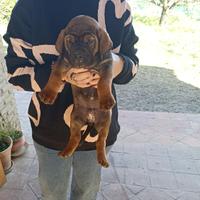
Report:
3,0,139,200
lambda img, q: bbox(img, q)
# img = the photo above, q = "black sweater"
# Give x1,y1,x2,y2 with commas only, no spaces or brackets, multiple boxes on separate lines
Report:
3,0,139,150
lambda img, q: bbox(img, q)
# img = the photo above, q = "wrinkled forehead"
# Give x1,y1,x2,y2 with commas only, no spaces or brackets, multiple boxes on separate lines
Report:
65,16,99,36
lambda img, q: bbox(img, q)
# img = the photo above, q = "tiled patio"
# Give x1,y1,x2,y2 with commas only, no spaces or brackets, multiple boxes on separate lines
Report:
1,91,200,200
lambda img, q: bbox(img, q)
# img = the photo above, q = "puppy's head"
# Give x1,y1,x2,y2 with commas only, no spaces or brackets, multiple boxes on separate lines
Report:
55,15,112,68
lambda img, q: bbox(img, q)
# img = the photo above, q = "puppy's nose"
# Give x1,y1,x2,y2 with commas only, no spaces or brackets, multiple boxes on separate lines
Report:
74,53,84,63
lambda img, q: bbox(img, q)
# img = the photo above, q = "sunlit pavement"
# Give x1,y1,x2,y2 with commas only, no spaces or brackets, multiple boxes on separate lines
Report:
0,91,200,200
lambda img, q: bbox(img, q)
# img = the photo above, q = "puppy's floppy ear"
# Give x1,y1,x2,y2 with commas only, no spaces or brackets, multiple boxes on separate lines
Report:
55,29,66,54
98,27,113,56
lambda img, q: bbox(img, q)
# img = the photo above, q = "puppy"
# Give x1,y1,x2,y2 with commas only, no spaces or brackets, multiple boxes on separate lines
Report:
39,15,115,168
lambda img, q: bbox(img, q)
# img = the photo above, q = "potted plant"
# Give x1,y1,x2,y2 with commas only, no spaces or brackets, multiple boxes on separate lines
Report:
0,130,27,157
0,132,13,174
9,130,27,157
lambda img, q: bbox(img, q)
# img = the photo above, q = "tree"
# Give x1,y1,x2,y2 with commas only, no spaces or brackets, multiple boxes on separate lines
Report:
150,0,182,25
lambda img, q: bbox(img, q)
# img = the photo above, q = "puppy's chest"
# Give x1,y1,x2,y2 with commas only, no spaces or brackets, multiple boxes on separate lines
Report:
77,88,99,104
82,89,97,98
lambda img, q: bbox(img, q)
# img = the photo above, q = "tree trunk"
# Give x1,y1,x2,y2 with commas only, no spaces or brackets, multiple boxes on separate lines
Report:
159,6,167,25
0,36,21,132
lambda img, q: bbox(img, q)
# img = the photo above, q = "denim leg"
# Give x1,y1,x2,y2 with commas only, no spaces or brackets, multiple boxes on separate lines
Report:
70,146,112,200
34,142,72,200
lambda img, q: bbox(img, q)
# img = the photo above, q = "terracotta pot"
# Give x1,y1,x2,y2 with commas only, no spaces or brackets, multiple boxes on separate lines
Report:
0,159,6,187
0,136,13,171
11,135,25,153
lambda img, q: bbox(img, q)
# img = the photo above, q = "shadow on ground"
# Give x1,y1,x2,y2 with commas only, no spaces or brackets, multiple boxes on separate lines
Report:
115,65,200,113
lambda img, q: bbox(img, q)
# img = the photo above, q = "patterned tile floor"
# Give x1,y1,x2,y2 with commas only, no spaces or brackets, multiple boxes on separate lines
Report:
0,91,200,200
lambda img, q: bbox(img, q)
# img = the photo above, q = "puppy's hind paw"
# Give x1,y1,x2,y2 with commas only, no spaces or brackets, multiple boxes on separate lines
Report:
97,154,110,168
58,151,68,159
58,150,73,159
98,159,109,168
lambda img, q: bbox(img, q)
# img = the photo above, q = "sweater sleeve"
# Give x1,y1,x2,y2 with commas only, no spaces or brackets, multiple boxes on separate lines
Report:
113,3,139,85
3,0,51,92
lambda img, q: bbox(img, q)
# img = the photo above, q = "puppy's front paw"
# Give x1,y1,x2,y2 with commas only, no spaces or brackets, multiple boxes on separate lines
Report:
38,90,57,105
100,96,116,110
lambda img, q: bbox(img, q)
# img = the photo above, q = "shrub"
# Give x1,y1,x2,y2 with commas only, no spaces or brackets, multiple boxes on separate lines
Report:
0,133,9,152
0,0,16,24
0,130,22,142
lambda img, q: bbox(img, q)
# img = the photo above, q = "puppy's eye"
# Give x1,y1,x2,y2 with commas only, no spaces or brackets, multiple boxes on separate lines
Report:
65,35,75,46
83,34,96,46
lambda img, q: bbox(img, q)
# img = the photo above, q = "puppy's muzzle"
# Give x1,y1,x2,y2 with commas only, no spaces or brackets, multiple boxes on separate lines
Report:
70,47,93,67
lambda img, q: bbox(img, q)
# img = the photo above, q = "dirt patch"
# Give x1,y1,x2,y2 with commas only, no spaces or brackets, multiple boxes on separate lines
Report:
115,65,200,113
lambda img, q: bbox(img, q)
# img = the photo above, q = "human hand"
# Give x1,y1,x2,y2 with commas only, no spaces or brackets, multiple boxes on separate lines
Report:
63,68,100,88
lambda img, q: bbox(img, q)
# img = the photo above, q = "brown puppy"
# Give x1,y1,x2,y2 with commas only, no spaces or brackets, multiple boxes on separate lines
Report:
38,15,115,167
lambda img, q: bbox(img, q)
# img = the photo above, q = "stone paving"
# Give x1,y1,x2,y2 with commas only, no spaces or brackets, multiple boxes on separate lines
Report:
0,91,200,200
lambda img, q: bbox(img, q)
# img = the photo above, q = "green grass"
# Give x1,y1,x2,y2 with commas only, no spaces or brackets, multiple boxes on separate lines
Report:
134,13,200,88
134,14,159,26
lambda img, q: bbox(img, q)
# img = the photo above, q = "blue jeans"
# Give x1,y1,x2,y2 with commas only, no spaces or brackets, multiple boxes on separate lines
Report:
34,142,111,200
